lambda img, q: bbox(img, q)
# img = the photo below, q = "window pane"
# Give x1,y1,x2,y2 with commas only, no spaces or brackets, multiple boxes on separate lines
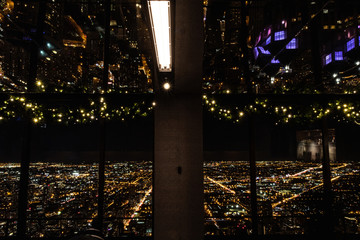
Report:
0,122,22,236
0,1,36,92
274,31,286,41
204,161,251,235
34,2,105,93
332,125,360,234
203,2,248,94
104,161,152,237
27,123,98,237
108,2,154,93
103,118,153,237
257,161,324,234
204,116,251,235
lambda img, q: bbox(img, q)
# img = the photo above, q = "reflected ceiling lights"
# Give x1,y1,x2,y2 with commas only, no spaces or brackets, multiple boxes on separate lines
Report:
148,0,172,72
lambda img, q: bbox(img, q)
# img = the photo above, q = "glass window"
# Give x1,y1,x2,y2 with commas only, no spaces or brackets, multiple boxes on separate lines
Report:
34,2,106,93
258,47,271,55
203,2,247,94
346,38,355,52
271,58,280,64
331,125,360,234
334,51,343,61
203,114,251,235
27,123,99,238
286,38,298,49
265,36,271,45
204,161,251,235
254,47,259,60
0,122,22,236
3,0,360,239
103,118,154,237
274,31,286,41
108,2,154,94
325,53,332,65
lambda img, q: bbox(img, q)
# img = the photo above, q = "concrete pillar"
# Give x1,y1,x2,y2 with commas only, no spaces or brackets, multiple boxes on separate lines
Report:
154,0,204,239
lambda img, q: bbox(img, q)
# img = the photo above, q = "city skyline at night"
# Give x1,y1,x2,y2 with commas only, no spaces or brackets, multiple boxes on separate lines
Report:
1,160,360,237
1,0,360,239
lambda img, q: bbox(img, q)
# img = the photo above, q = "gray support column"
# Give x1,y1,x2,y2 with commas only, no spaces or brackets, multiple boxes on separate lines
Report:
154,95,203,240
154,0,204,240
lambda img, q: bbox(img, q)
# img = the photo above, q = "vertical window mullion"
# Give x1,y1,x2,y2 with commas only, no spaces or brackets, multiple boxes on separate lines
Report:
97,0,111,232
17,120,32,238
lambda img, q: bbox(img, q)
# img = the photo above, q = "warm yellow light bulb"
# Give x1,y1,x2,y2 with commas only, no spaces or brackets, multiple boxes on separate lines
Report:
163,82,171,90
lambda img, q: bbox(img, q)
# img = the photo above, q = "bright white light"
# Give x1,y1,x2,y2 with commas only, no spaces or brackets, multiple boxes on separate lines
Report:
271,77,275,84
332,73,338,78
148,1,171,72
163,82,171,90
336,78,341,84
46,42,53,49
356,61,360,66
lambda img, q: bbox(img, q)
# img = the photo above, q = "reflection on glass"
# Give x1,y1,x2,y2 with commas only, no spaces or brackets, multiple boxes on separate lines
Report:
109,3,153,93
0,1,154,93
0,163,19,237
27,163,98,237
332,162,360,234
202,1,360,94
104,161,152,237
296,129,336,162
204,161,251,235
256,161,358,235
203,2,247,94
257,161,324,225
35,2,106,93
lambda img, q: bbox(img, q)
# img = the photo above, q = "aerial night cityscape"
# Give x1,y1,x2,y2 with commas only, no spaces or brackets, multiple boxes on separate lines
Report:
1,0,360,239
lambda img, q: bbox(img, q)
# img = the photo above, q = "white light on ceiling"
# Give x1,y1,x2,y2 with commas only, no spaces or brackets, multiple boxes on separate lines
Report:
163,82,171,90
148,1,172,72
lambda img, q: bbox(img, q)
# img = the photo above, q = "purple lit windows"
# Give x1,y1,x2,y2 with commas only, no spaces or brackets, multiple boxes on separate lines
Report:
334,51,343,61
258,46,271,54
274,30,286,41
271,58,280,64
256,34,261,46
265,36,271,45
267,28,271,36
254,47,259,59
324,53,332,65
286,38,298,49
346,38,355,52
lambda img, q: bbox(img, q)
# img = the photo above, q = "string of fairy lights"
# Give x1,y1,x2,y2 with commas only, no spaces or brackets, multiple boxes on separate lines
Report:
0,95,154,124
202,95,360,126
0,93,360,125
2,1,360,125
